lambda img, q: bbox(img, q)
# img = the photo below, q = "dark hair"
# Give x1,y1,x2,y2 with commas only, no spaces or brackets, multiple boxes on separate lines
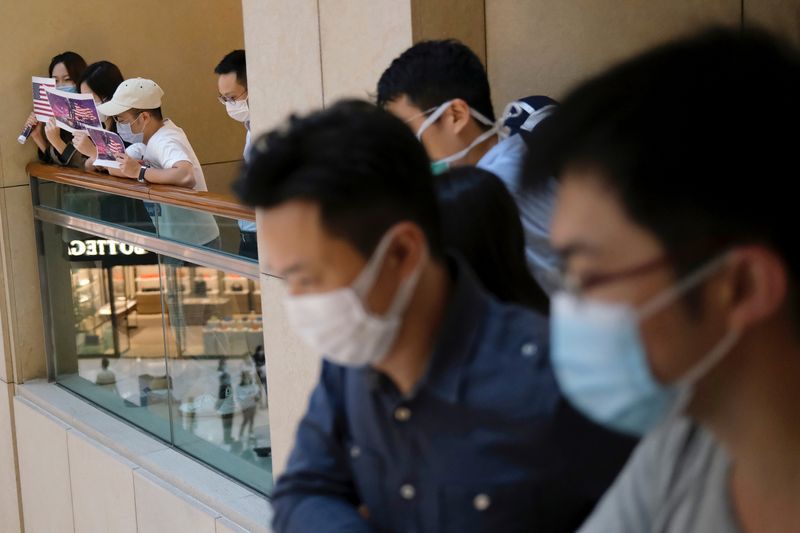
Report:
78,61,124,102
101,358,110,369
436,167,549,314
48,51,87,84
214,49,247,87
133,107,163,121
376,40,495,122
235,99,443,258
523,27,800,288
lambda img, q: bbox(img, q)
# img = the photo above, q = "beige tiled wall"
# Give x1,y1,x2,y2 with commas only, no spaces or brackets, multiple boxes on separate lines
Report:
241,0,325,136
0,383,21,532
68,431,138,533
744,0,800,46
412,0,487,64
134,469,219,533
318,0,413,105
0,186,46,384
13,392,268,533
486,0,742,112
14,398,74,533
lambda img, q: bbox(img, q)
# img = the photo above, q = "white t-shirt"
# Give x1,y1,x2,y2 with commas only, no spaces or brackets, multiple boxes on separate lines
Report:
127,120,220,246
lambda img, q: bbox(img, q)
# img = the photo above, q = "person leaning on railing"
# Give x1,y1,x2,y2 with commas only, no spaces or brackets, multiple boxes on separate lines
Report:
99,78,220,249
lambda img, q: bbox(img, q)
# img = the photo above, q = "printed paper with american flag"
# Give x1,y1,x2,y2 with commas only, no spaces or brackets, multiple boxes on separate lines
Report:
32,76,56,122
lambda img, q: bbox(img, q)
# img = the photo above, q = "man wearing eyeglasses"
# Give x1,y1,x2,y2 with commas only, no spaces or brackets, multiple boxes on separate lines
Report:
524,28,800,533
215,49,257,259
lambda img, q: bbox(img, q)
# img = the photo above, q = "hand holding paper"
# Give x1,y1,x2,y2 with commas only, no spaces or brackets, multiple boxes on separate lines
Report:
114,152,143,179
72,131,97,157
85,126,125,169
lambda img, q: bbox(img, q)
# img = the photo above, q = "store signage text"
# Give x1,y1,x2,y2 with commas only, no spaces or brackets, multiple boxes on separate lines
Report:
67,239,148,257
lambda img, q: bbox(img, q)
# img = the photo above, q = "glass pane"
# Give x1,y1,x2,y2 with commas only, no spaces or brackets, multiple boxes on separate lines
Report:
40,220,172,441
35,179,158,237
146,199,257,263
159,259,272,494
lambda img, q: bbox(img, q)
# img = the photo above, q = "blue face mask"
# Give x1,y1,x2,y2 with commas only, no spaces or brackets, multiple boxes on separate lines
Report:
56,84,78,93
550,253,739,436
117,115,144,145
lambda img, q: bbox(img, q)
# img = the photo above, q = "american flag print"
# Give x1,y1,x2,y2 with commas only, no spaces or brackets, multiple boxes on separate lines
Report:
71,99,102,129
32,77,56,122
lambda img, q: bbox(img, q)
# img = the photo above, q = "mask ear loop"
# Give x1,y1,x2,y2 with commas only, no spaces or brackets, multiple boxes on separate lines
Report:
415,100,453,140
638,252,734,321
350,228,428,319
637,251,740,419
351,228,404,299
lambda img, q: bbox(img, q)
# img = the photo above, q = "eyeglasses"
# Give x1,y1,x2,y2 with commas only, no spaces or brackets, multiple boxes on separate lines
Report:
217,90,248,105
549,255,671,297
113,113,141,125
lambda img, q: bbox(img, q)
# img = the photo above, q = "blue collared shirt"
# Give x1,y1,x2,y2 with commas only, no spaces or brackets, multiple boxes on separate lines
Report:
477,134,560,294
272,259,636,533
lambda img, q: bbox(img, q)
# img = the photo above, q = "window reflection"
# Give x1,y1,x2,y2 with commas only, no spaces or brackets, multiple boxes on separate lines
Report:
40,220,272,494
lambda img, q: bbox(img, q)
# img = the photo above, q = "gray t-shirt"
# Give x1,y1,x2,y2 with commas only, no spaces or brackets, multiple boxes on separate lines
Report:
580,417,741,533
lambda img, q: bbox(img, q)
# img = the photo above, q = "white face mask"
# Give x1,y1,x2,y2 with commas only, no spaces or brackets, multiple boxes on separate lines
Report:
226,98,250,123
284,230,426,367
414,100,502,170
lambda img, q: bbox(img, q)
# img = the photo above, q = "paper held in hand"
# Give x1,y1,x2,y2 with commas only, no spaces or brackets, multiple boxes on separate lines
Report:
32,77,56,122
86,126,125,169
44,88,103,133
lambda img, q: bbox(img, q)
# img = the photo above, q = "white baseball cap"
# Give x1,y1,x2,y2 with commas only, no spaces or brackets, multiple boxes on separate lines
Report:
97,78,164,117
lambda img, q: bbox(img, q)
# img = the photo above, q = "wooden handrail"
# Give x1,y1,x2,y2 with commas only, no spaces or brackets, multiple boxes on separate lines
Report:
26,163,255,222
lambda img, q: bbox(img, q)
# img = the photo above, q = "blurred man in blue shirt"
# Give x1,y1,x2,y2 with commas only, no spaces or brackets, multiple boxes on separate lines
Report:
236,100,635,533
377,40,559,293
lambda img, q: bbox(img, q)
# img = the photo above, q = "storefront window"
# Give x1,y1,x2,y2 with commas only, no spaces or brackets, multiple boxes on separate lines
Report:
37,214,272,494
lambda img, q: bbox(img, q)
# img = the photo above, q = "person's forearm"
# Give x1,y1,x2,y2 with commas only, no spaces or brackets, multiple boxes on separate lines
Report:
32,136,47,153
50,137,68,155
143,166,195,188
107,166,126,178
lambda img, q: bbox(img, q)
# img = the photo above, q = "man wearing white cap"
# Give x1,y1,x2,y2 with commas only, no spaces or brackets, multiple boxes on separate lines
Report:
100,78,219,356
99,77,219,247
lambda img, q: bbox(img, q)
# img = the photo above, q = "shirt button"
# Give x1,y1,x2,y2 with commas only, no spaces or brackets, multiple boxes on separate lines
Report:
521,342,538,357
394,406,412,422
473,493,491,511
400,484,416,500
350,446,361,458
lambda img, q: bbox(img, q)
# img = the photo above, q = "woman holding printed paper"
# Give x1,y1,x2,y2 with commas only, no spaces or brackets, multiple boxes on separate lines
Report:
69,61,126,171
24,51,88,168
